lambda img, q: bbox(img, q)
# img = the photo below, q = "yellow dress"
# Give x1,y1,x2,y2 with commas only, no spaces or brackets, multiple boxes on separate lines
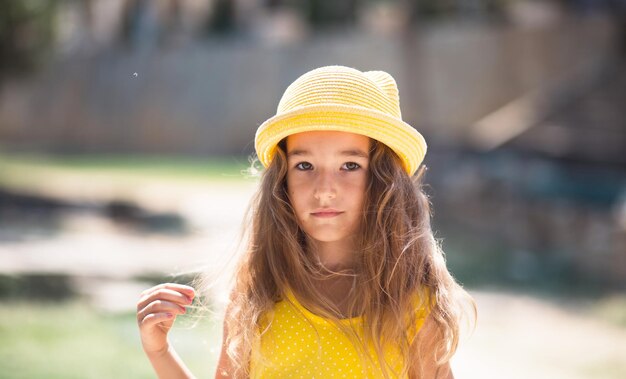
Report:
250,289,432,379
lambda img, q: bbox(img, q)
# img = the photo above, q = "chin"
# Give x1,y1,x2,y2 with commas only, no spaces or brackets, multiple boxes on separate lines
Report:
309,235,345,243
301,223,357,244
305,230,352,244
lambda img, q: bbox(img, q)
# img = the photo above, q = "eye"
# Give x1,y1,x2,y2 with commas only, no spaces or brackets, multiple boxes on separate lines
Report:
343,162,361,171
295,162,313,170
293,162,361,171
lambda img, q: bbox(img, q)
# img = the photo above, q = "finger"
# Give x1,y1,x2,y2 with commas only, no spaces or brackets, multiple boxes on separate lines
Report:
137,289,192,307
139,311,175,328
140,283,196,303
141,283,196,299
137,300,187,323
137,287,194,311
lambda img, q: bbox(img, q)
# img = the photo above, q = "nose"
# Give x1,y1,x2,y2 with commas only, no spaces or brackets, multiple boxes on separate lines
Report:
313,169,336,200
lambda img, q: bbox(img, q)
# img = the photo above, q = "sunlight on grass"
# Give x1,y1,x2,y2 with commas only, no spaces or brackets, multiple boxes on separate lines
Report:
590,294,626,328
0,152,260,208
0,152,254,185
0,300,222,378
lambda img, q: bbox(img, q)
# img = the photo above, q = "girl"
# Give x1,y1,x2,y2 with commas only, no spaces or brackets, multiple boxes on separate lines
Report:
136,65,476,379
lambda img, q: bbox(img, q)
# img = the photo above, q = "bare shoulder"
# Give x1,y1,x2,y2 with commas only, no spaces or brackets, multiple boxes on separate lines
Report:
409,313,454,379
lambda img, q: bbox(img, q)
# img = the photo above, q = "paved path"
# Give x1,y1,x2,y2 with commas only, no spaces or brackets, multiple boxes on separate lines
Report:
451,289,626,379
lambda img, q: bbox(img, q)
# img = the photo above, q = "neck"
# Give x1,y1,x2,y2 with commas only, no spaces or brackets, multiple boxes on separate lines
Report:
308,236,357,272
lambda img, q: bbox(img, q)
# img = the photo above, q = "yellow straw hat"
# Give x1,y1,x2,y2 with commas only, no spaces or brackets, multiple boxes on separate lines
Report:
254,65,427,176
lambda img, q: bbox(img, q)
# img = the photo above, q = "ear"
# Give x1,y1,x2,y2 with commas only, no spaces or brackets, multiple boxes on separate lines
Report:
363,70,401,118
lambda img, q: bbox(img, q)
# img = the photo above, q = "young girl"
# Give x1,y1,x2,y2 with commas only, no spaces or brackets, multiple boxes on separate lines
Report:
136,65,476,379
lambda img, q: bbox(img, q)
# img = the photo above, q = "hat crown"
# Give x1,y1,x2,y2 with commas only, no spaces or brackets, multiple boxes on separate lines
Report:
277,66,402,119
255,65,427,176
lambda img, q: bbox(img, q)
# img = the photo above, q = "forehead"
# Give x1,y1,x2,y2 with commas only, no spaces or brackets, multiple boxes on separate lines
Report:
286,131,371,157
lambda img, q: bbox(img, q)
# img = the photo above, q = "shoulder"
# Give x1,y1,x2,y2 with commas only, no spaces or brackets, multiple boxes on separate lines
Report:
403,286,435,345
408,312,454,379
407,288,455,378
411,286,436,323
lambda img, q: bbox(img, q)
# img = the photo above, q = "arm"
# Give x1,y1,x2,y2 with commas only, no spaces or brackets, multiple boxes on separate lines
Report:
214,303,237,379
136,283,198,379
409,313,454,379
146,344,198,379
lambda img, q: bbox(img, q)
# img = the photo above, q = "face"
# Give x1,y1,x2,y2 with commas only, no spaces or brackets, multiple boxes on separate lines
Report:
285,131,370,245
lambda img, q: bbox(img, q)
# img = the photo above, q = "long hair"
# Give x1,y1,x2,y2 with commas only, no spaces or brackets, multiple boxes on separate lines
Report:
218,138,476,378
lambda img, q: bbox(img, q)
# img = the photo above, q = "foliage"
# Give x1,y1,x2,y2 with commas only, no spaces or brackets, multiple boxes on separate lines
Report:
0,0,58,80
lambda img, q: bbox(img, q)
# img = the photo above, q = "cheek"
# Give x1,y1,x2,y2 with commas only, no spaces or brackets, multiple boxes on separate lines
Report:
353,185,367,220
286,183,307,213
347,177,367,199
287,176,311,194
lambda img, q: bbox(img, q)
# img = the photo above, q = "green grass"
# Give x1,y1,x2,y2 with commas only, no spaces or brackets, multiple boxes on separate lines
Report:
0,152,258,183
587,294,626,329
0,300,222,378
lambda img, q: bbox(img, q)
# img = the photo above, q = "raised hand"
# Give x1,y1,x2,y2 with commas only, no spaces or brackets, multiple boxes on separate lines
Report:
136,283,196,357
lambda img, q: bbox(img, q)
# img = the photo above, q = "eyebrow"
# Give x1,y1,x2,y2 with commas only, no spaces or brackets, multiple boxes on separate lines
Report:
287,149,369,159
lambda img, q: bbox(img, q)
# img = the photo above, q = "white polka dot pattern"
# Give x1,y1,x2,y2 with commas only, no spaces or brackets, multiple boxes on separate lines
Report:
249,290,430,378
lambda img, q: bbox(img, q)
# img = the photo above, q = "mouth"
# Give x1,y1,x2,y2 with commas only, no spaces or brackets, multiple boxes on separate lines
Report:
311,211,344,218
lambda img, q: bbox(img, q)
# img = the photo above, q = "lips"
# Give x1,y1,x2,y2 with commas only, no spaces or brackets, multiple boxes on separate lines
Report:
311,209,344,218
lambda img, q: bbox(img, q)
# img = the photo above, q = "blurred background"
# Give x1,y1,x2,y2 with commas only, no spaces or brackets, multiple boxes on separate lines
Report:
0,0,625,378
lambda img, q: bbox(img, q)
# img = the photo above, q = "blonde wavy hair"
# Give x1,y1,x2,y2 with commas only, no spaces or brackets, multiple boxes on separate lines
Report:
209,137,476,378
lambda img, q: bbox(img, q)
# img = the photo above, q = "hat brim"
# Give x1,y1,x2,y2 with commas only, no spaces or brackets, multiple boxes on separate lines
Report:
254,104,427,176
